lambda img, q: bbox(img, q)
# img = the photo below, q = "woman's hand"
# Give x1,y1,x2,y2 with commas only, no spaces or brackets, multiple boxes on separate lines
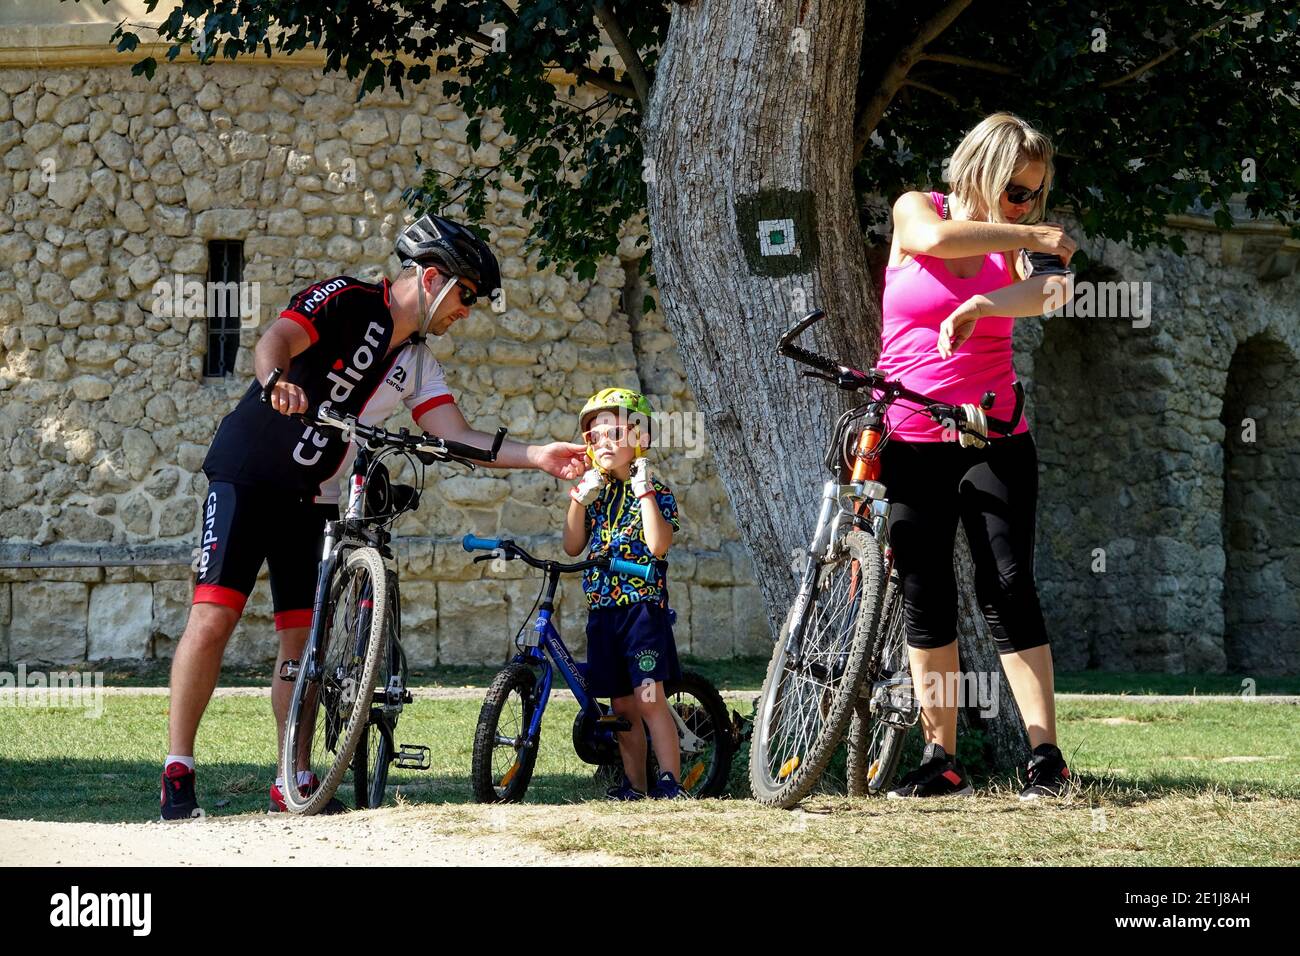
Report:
1024,222,1078,265
937,296,991,359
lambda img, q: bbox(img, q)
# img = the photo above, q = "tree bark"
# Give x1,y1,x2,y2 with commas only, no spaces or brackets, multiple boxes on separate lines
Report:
645,0,876,632
644,0,1030,773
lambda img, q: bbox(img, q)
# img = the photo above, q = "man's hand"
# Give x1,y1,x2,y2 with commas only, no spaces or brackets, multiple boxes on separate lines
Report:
268,379,308,416
570,467,607,505
533,441,587,480
937,296,990,359
630,457,654,498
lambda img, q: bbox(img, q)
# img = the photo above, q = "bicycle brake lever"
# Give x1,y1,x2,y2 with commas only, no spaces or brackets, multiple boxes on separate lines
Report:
472,554,495,564
801,369,838,384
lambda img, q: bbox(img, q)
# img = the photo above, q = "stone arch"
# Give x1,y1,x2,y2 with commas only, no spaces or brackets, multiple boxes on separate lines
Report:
1219,333,1300,675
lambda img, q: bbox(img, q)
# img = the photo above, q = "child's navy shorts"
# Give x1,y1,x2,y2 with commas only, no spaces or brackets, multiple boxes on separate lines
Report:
585,601,681,699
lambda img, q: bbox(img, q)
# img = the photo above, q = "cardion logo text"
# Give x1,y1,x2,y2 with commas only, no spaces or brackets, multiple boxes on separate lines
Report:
293,321,385,466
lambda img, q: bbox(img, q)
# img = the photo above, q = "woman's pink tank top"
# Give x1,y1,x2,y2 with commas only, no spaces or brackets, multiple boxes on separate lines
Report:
877,191,1031,442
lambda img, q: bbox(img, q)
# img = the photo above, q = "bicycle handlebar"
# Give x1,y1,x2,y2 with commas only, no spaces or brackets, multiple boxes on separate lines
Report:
259,368,506,464
775,311,1024,437
461,534,655,582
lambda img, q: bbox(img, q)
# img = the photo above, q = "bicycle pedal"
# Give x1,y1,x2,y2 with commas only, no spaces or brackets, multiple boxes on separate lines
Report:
278,659,299,682
596,715,633,733
394,744,431,770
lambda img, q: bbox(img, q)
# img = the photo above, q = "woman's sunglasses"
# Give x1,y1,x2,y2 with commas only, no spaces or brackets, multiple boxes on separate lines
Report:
1005,181,1045,205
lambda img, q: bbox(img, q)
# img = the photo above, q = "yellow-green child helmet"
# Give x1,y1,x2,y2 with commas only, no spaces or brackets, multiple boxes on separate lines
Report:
579,387,654,463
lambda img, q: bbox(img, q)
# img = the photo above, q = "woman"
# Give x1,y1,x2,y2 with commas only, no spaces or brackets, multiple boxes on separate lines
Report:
878,112,1077,800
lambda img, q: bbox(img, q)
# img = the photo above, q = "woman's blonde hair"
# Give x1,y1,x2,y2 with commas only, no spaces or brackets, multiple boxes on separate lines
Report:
947,112,1054,224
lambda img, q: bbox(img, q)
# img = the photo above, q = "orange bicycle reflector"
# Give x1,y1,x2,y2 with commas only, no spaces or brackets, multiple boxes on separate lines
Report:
681,762,706,790
778,755,801,779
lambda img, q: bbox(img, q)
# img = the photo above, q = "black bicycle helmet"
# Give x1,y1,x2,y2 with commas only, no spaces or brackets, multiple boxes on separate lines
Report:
394,213,501,296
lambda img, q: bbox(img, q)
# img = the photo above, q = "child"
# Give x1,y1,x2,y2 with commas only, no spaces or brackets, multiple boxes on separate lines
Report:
563,387,685,800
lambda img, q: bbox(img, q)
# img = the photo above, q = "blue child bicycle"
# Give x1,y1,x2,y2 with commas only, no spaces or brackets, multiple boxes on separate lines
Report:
461,534,736,802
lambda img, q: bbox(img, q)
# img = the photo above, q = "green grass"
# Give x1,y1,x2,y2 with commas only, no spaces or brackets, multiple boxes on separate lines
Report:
17,657,1300,696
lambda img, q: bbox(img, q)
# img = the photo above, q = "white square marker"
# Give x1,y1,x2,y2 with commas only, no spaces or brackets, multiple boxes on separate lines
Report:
758,218,797,256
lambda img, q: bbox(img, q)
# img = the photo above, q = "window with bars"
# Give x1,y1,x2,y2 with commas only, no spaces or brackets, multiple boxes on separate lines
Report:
204,240,245,378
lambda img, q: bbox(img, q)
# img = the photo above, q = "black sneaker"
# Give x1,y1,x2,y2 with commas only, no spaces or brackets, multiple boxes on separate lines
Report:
605,774,646,801
160,762,203,821
886,743,973,799
1019,743,1071,800
648,770,689,800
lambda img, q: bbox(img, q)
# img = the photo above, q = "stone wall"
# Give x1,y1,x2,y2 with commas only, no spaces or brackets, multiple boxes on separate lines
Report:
0,60,770,667
1,55,1296,674
1016,227,1300,675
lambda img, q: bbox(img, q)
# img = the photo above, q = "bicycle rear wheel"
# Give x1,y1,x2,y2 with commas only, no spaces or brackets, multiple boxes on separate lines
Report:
847,573,915,796
749,530,885,807
650,670,734,798
282,547,389,815
353,589,401,809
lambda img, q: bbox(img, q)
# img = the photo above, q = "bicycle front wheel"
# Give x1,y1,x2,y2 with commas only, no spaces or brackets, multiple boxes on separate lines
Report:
749,530,885,808
282,547,389,815
471,663,539,803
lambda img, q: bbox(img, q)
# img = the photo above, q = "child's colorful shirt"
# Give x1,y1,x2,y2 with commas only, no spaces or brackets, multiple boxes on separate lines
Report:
583,476,679,609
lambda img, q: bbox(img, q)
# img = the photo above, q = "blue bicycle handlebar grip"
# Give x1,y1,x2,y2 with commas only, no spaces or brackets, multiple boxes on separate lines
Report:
609,556,654,581
462,534,502,553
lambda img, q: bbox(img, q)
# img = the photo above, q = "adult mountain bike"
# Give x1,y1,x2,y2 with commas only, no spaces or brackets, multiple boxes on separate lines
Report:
461,535,735,802
262,369,507,814
749,310,1025,808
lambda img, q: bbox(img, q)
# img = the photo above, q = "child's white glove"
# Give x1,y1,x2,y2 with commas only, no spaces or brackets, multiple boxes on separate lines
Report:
569,467,607,505
630,457,654,499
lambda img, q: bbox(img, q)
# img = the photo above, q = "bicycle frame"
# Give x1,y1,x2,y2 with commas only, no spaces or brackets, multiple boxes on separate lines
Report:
512,570,612,747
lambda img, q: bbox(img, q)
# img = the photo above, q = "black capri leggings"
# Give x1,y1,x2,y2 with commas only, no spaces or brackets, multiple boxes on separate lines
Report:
880,431,1049,654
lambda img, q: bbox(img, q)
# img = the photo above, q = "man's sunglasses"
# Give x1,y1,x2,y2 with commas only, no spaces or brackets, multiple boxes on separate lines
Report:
1005,181,1045,205
453,280,478,307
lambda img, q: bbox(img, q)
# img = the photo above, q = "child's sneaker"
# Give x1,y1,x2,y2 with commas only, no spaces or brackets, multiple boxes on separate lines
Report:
160,761,203,821
649,770,689,800
1019,743,1071,800
605,774,646,801
886,742,974,799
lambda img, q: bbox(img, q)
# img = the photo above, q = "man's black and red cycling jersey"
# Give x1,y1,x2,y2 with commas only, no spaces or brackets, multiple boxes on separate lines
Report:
202,275,455,504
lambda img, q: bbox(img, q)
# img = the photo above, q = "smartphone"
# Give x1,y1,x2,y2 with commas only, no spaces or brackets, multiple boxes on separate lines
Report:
1022,249,1071,276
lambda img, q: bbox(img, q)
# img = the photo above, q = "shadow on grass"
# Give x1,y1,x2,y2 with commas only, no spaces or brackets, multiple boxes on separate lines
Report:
0,758,630,824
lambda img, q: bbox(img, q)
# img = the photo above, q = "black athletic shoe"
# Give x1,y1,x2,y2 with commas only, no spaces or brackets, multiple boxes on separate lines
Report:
886,743,974,799
160,762,203,821
1019,743,1071,800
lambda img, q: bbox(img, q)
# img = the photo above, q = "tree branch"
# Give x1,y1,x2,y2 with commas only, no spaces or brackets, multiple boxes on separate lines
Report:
852,0,974,162
918,52,1013,75
593,1,651,108
902,78,960,106
471,15,638,101
1098,15,1231,88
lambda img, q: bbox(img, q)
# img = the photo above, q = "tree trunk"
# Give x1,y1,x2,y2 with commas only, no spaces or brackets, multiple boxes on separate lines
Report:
644,0,1030,773
645,0,876,630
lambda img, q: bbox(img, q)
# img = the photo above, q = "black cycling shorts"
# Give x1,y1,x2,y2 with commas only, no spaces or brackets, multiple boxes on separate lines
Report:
193,480,338,630
881,431,1049,654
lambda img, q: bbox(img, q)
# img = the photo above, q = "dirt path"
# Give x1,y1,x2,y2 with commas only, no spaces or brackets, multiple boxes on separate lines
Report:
1,805,621,866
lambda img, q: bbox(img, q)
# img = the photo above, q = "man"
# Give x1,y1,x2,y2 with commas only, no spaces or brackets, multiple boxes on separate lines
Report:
161,214,586,819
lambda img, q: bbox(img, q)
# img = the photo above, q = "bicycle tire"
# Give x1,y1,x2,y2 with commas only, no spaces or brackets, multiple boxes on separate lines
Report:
749,530,885,808
282,546,389,815
846,575,912,796
353,601,401,809
471,663,539,804
352,715,393,809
